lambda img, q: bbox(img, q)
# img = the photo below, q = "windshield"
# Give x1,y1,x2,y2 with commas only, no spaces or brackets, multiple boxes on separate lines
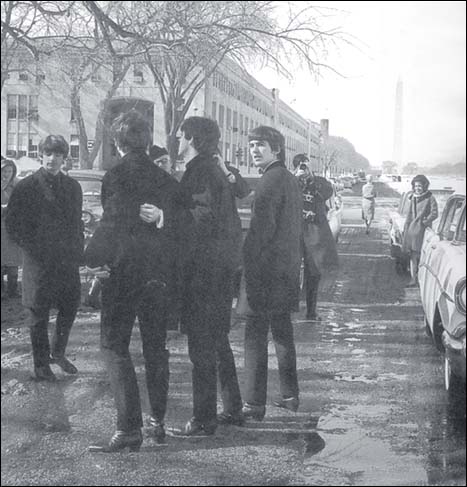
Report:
78,180,101,196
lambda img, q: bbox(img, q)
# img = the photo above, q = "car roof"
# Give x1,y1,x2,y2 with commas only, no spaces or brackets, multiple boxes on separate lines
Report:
68,169,105,180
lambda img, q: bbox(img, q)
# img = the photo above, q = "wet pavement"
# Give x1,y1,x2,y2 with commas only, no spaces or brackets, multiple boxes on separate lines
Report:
1,182,466,486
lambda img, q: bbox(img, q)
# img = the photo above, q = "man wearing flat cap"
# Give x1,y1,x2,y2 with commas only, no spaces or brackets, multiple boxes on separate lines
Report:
241,125,302,421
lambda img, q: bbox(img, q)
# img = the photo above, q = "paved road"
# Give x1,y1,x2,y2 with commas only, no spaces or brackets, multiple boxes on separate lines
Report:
1,182,465,486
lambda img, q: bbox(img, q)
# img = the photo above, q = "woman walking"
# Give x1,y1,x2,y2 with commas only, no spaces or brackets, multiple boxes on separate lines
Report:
361,174,377,235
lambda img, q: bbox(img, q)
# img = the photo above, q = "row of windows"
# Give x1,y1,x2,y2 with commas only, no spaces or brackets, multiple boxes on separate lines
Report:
212,71,273,117
212,101,306,157
6,95,39,159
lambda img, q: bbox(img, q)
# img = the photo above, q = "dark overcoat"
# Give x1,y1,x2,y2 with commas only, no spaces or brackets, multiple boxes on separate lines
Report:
5,167,84,308
243,161,302,313
299,174,338,275
402,191,438,253
84,150,181,300
179,154,241,332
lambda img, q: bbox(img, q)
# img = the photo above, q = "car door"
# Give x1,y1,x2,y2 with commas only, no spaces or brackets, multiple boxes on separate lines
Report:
420,196,465,323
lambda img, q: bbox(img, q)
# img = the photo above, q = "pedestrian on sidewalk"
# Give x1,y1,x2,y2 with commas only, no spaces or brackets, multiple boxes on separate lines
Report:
85,110,182,452
241,126,302,421
292,153,338,322
361,174,377,235
1,157,22,298
176,116,244,435
5,135,84,382
402,174,438,286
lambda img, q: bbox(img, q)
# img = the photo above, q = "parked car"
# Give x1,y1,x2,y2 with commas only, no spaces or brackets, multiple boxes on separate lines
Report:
68,169,105,308
68,169,105,241
388,188,457,273
418,192,466,399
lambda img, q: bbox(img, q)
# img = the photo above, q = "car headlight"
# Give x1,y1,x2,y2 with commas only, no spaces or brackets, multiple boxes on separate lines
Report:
455,277,466,314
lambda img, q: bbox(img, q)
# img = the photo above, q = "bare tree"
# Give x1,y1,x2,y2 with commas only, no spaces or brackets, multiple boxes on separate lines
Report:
83,1,351,166
1,1,75,90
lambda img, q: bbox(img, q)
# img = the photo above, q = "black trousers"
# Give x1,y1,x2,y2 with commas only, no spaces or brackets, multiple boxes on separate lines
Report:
29,296,78,369
244,311,299,406
184,266,242,424
100,270,170,432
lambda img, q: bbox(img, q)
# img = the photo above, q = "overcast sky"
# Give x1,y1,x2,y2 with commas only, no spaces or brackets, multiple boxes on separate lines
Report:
250,1,466,168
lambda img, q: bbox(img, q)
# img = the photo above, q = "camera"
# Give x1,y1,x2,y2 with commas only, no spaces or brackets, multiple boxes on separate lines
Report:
299,163,308,170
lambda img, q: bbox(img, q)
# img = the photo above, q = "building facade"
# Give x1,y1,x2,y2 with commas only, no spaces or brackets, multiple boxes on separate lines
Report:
1,51,320,173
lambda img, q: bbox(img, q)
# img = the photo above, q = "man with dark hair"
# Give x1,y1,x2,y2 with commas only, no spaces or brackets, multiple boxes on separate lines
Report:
149,145,171,174
241,126,302,420
6,134,84,381
175,116,244,435
85,110,181,452
292,153,338,321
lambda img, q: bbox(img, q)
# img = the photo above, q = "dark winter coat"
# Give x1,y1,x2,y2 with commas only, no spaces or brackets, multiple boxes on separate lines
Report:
298,174,338,275
1,159,22,267
402,191,438,253
178,154,242,332
84,150,181,298
5,167,84,308
243,161,302,313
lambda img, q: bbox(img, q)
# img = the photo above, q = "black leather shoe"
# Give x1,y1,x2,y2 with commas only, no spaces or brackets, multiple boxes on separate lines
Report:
272,396,299,412
172,417,217,437
217,411,245,426
242,403,266,421
148,417,166,443
306,313,322,322
50,356,78,375
88,429,143,453
34,365,57,382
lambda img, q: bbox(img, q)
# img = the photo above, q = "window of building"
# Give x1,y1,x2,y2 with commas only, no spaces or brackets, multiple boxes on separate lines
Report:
212,101,217,120
6,94,39,159
70,134,80,160
233,111,238,132
218,104,225,128
226,108,232,129
225,142,230,161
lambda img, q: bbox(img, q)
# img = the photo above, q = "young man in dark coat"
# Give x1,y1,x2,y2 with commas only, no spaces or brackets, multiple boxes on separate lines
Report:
84,111,182,452
242,126,303,420
5,135,84,381
176,116,244,435
292,153,338,321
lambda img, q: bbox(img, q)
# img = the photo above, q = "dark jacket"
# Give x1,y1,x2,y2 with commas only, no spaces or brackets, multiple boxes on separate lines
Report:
298,174,338,273
84,150,181,292
179,154,241,331
402,191,438,253
243,161,302,313
5,167,84,307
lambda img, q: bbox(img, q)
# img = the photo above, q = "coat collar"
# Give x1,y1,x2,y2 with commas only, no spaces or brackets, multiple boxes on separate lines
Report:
259,160,285,175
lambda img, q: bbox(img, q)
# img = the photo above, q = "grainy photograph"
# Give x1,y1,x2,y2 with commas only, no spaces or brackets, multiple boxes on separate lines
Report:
1,1,465,485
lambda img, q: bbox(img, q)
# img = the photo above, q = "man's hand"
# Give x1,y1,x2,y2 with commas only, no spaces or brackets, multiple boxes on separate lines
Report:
139,203,162,224
85,265,110,278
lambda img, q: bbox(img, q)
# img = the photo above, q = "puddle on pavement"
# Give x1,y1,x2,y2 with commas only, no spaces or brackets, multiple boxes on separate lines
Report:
298,408,427,485
292,402,466,486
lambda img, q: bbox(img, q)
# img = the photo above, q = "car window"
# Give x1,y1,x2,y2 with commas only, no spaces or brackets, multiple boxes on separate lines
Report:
78,180,101,196
455,208,466,243
439,197,465,241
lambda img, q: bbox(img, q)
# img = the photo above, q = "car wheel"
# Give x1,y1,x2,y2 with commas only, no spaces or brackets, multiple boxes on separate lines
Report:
444,356,464,400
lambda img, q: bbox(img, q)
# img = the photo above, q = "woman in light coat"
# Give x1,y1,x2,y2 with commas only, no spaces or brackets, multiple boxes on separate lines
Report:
361,174,377,235
402,174,438,286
